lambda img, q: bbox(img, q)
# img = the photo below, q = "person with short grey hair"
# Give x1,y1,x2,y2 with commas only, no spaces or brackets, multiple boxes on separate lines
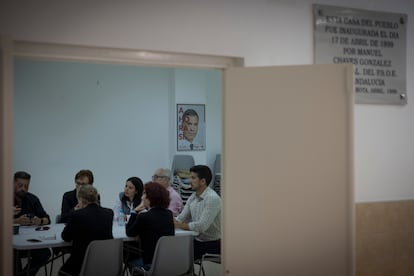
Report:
76,184,99,206
59,185,113,276
152,168,183,216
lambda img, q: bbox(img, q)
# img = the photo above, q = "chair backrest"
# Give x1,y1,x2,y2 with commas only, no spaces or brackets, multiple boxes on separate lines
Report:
78,238,123,276
148,235,194,276
214,154,221,175
171,154,195,174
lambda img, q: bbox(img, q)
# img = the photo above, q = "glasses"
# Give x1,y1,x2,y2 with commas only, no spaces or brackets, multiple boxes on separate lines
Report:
152,175,168,181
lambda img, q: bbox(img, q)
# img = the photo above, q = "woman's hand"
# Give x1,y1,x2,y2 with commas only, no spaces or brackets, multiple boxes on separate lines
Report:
134,202,146,213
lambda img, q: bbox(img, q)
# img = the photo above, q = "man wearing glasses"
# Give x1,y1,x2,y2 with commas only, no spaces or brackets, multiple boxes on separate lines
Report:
60,169,94,223
152,168,183,217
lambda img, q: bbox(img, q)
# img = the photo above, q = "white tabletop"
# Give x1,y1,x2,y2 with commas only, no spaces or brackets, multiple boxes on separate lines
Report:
13,224,69,250
14,223,198,250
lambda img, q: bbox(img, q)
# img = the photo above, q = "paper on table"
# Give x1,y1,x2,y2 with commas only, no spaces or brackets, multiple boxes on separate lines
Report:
38,234,57,240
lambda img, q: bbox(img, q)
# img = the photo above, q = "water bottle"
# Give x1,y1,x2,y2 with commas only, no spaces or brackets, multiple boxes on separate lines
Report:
117,209,125,226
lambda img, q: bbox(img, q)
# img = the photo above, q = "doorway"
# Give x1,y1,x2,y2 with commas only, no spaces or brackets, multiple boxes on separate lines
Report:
1,38,243,276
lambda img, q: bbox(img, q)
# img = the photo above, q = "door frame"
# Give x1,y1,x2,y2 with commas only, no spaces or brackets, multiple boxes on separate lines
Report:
0,37,243,276
12,40,244,68
0,35,14,276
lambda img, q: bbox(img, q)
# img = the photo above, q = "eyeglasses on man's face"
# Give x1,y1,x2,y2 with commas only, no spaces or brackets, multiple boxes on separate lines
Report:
75,176,90,186
75,180,89,186
75,183,89,187
152,175,168,181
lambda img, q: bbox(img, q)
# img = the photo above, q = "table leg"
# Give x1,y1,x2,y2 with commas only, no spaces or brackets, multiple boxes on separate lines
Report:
26,249,31,276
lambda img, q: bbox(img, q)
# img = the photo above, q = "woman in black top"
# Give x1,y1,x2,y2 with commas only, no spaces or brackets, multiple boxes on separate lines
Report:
126,181,174,269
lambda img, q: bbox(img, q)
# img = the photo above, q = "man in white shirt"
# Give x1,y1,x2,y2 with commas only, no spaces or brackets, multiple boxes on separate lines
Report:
174,165,221,260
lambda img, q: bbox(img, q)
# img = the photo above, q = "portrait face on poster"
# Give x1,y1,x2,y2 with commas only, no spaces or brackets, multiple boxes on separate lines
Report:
177,104,205,151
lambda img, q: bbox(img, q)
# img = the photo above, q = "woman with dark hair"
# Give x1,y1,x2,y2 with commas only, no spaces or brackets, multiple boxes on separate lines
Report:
126,181,174,270
113,177,144,222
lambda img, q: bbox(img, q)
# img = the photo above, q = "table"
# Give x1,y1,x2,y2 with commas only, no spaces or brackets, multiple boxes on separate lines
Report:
14,223,198,250
14,224,69,250
13,223,198,275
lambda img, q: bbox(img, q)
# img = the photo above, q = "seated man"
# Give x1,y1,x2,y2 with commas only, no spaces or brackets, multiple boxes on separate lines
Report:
13,171,51,276
59,184,113,276
174,165,221,260
152,168,183,216
60,169,94,223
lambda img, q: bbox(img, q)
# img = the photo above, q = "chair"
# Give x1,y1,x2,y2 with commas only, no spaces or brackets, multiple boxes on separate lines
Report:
122,240,143,276
49,214,70,275
197,254,221,276
171,155,195,178
81,238,123,276
213,154,221,175
61,238,123,276
171,154,195,204
132,235,194,276
55,214,62,224
212,154,221,196
14,249,49,276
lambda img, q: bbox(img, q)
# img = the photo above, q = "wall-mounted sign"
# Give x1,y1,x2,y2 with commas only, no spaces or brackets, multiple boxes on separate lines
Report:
313,4,407,105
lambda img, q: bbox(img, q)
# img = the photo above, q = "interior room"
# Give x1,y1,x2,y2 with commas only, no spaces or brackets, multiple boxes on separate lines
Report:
1,1,413,275
13,57,223,223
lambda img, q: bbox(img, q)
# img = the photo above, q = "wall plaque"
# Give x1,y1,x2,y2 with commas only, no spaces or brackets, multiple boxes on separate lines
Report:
313,4,407,105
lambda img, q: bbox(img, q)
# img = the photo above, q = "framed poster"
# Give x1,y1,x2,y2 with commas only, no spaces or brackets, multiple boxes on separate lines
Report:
177,104,205,151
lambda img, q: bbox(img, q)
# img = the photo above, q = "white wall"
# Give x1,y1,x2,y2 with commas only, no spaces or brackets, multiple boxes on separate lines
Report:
174,68,222,169
1,0,413,202
13,59,221,222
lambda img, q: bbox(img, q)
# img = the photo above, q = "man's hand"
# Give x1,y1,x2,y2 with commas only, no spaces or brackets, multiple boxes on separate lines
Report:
174,218,189,230
13,206,22,216
74,202,83,210
14,214,32,226
31,216,42,226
